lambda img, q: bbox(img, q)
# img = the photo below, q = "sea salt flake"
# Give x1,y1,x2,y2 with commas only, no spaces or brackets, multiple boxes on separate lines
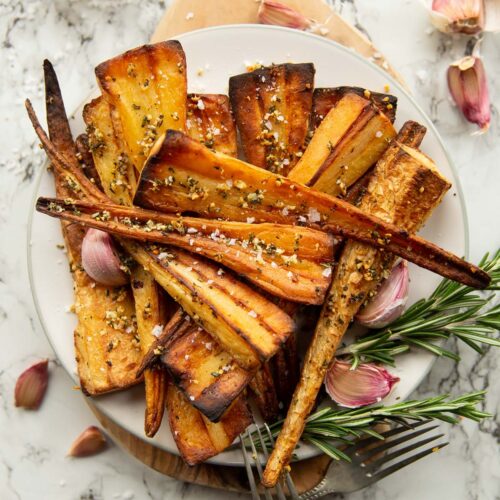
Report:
152,324,164,337
248,310,258,318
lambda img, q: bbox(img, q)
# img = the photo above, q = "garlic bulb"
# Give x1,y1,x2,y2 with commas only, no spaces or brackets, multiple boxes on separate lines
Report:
14,359,49,410
257,1,311,30
325,360,399,408
67,426,107,457
447,55,491,132
356,260,409,329
81,228,128,286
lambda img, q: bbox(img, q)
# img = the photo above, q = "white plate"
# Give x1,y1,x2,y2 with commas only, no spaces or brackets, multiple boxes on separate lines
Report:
28,25,468,466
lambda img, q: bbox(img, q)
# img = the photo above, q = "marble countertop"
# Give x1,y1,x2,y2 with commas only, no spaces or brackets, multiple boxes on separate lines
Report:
0,0,499,499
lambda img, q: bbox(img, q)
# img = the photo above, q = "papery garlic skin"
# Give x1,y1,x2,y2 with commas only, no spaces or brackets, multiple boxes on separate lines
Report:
447,56,491,132
325,360,400,408
14,359,49,410
356,260,409,329
431,0,485,34
81,228,129,286
258,0,311,30
67,426,107,457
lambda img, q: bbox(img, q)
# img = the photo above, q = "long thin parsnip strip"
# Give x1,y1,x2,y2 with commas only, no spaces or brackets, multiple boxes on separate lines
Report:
36,197,334,305
134,129,489,289
130,267,169,437
261,121,452,486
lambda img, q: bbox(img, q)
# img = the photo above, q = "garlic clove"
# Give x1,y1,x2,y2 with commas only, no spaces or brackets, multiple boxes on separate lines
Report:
257,0,311,30
447,55,491,132
356,260,409,329
431,0,484,34
81,228,129,286
14,359,49,410
67,426,107,457
325,360,399,408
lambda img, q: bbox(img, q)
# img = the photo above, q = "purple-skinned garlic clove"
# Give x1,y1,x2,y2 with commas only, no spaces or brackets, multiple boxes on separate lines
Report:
325,360,400,408
81,228,129,287
356,260,409,329
447,55,491,132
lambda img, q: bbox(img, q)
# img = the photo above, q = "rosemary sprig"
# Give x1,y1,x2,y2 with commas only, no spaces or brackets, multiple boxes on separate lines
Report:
247,391,491,462
335,250,500,367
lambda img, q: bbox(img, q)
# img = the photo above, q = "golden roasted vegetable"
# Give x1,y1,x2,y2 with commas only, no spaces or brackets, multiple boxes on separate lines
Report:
42,60,142,396
83,96,137,205
229,63,314,174
262,121,452,486
121,241,294,371
166,383,252,466
36,197,334,305
134,130,489,289
312,87,397,129
131,267,169,437
288,93,396,196
75,133,103,190
95,41,187,170
187,94,237,157
163,324,253,422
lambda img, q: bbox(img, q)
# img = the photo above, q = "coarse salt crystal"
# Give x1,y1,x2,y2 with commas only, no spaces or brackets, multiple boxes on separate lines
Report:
322,267,332,278
308,207,321,222
246,217,255,224
186,12,194,20
197,99,205,110
152,324,164,337
248,310,257,318
375,130,383,138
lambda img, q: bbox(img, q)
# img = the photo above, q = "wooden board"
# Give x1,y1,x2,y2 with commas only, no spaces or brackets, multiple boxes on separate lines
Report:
88,0,404,493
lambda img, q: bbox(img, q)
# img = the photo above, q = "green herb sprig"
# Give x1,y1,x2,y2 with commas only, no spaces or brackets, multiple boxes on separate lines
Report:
335,250,500,367
247,391,490,462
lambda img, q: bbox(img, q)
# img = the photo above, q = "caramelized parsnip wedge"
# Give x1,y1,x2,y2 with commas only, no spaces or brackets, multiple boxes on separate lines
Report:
312,86,397,128
166,382,252,465
229,63,314,174
288,93,396,196
95,41,187,170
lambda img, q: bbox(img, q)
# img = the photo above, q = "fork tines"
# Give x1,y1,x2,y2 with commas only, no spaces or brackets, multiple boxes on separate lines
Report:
240,424,299,500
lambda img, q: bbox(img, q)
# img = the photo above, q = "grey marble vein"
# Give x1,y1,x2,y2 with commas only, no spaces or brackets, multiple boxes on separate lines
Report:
0,0,499,499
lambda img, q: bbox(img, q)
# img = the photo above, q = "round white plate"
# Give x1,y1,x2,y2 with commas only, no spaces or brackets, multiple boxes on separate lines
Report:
28,25,468,466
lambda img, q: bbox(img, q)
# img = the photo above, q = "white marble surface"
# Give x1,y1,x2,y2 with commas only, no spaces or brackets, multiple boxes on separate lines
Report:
0,1,499,499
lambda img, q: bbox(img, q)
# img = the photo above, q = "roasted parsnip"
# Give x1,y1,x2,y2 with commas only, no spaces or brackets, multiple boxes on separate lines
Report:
130,267,169,437
95,41,187,170
163,324,253,422
229,63,314,174
187,94,237,157
288,93,396,196
311,87,398,129
42,60,142,396
83,96,137,205
166,382,252,465
261,121,452,486
36,197,334,305
134,130,489,289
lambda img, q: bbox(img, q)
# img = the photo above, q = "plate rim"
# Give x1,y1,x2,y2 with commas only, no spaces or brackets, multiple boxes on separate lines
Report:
27,23,470,467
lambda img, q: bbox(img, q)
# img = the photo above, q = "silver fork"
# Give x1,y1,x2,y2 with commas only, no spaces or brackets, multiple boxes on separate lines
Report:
240,421,448,499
